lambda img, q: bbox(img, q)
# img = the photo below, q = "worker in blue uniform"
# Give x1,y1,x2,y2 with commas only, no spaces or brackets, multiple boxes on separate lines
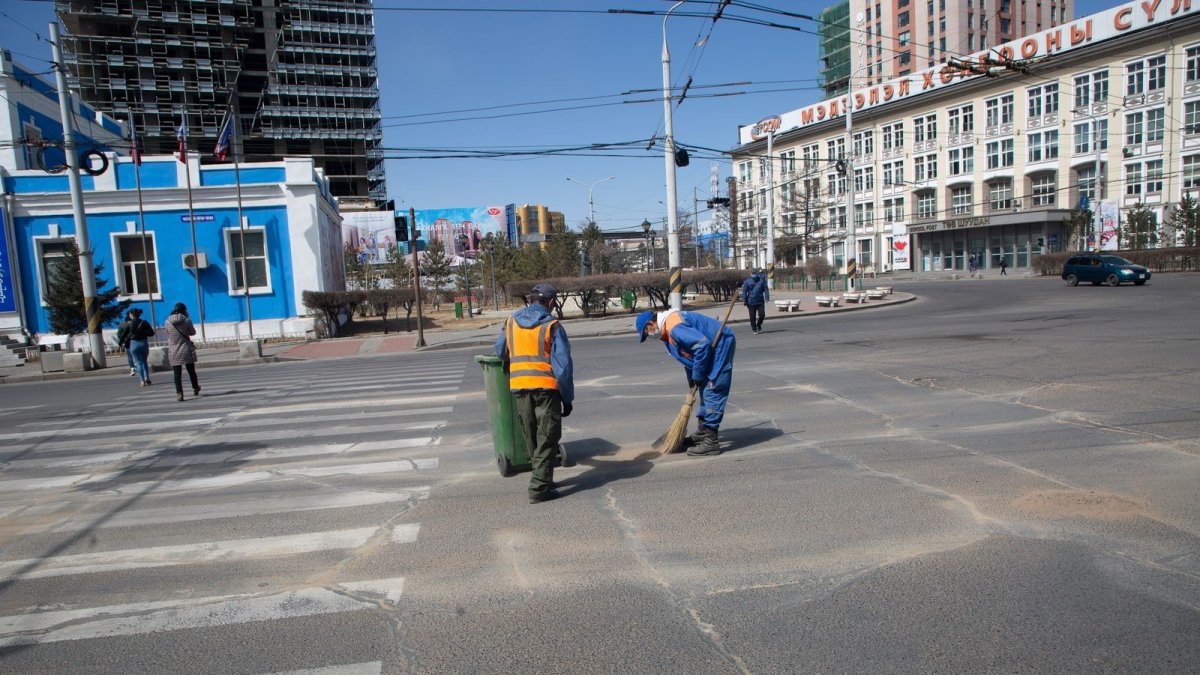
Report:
636,309,735,456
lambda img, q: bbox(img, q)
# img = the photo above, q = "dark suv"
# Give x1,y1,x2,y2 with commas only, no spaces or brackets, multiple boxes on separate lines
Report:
1061,254,1151,286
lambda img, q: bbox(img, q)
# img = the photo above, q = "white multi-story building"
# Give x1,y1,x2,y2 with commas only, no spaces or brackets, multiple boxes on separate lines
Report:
735,0,1199,274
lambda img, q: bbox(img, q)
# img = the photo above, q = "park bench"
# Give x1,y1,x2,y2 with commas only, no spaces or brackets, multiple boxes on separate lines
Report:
841,292,867,303
773,299,800,312
865,289,887,300
814,295,840,307
874,286,893,295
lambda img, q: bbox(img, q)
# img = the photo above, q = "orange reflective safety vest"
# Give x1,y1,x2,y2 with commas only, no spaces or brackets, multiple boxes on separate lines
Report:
659,310,691,359
506,318,560,391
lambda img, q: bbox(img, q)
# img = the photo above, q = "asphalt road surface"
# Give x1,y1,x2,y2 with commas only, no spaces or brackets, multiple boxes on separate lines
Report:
0,275,1197,674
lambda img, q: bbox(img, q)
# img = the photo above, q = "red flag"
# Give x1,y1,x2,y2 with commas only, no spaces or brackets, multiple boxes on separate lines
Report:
176,118,188,163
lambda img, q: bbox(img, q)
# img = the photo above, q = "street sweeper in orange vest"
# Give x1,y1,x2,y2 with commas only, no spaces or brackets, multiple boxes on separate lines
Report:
636,308,736,456
495,283,574,503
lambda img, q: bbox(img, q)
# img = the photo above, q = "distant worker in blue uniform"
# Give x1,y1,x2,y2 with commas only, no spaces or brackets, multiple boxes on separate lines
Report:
636,308,736,456
495,283,575,503
741,268,769,334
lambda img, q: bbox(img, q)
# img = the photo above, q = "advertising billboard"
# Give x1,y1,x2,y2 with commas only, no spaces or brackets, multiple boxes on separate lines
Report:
413,207,508,259
0,206,14,313
1099,199,1120,251
891,223,911,271
342,210,400,265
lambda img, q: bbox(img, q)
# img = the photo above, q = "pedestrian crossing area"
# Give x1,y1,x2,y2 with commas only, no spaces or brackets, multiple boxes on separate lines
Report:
0,354,470,672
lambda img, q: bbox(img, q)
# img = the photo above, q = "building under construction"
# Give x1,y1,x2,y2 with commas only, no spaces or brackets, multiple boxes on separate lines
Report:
55,0,385,209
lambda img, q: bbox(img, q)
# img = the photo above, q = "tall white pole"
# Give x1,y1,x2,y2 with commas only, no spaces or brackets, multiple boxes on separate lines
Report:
50,23,107,367
128,115,156,332
766,130,776,287
1093,116,1104,252
844,80,856,292
662,1,684,311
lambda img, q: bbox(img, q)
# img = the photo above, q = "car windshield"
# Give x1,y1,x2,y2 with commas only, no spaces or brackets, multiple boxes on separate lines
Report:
1102,255,1133,265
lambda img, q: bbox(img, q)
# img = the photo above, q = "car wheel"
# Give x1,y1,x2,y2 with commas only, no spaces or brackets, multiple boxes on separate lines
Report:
1134,280,1147,286
1065,274,1078,286
1106,274,1120,287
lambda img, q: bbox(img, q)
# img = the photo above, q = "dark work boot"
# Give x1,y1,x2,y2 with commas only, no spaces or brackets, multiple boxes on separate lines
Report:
682,424,707,448
687,427,721,456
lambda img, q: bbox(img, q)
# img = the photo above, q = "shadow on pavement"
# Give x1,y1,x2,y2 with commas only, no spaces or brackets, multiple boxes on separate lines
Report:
719,423,785,452
557,437,655,497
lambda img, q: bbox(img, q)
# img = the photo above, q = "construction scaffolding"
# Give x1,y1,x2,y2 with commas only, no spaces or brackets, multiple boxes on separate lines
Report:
56,0,385,207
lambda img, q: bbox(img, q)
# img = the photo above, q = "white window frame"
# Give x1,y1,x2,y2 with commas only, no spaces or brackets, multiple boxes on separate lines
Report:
33,235,75,305
989,180,1014,210
1187,45,1200,83
1032,174,1056,206
110,231,162,300
1183,155,1200,192
1125,162,1144,196
1125,111,1144,146
917,190,937,219
1146,108,1165,143
224,226,272,296
951,186,972,215
1145,159,1164,193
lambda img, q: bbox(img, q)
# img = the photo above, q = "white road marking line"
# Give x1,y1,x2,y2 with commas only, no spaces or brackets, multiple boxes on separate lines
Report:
234,400,456,417
339,577,406,605
0,524,419,580
221,407,453,428
24,488,429,533
202,420,443,444
134,436,437,470
0,455,437,494
0,579,405,647
0,417,224,441
264,662,383,675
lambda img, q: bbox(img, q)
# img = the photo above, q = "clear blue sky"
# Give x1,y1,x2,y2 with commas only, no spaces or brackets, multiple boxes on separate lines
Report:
4,0,1119,232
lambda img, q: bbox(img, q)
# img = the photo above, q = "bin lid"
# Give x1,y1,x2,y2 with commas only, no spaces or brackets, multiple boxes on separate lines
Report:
475,354,502,365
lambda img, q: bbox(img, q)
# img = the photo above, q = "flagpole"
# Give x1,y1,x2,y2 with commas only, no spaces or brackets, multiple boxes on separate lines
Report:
179,103,206,342
227,100,253,340
129,115,157,333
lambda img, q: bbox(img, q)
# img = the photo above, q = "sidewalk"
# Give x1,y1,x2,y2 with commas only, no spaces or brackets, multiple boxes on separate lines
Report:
0,287,913,383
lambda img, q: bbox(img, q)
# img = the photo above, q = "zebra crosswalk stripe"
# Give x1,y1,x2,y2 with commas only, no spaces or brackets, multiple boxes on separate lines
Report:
0,579,406,648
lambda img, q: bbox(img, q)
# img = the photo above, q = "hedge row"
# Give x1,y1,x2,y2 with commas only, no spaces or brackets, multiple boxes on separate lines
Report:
1033,247,1200,276
302,289,423,337
505,269,749,319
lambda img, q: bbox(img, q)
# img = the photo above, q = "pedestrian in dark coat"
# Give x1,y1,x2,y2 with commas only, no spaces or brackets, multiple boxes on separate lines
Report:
999,257,1008,275
164,302,200,401
741,269,769,334
116,311,136,376
126,308,156,386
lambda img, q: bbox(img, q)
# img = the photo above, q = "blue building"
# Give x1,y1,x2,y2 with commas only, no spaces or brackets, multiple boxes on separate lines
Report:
0,49,344,348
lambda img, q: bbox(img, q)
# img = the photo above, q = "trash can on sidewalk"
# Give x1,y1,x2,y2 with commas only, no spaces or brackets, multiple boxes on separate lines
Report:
621,290,635,310
454,301,464,319
475,355,530,477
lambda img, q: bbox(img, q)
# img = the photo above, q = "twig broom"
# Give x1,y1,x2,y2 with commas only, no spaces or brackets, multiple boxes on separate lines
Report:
653,295,741,454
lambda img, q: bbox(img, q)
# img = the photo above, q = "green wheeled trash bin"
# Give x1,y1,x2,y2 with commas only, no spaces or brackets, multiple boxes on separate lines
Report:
475,355,530,477
454,301,464,319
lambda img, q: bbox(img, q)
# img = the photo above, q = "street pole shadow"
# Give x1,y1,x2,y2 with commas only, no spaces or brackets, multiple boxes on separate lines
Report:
556,437,655,498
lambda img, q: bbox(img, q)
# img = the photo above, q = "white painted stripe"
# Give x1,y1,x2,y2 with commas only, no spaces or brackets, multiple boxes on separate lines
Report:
292,458,438,477
221,407,453,428
1,451,134,470
0,580,404,647
203,420,442,445
0,524,419,580
234,400,454,417
340,577,406,606
265,663,383,675
0,417,223,441
29,488,429,533
135,436,437,470
257,386,460,406
0,453,437,494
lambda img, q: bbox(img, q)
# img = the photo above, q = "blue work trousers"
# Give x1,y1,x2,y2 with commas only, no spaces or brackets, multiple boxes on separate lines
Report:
696,339,735,429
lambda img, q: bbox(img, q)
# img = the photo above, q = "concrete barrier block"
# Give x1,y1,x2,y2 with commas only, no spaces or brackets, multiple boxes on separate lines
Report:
63,352,94,372
39,351,65,373
149,346,168,371
239,339,263,359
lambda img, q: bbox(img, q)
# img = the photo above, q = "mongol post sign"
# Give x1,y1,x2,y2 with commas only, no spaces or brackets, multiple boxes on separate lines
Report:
738,0,1200,144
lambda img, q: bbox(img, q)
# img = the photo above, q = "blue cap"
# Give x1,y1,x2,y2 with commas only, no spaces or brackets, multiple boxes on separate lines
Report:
635,310,655,342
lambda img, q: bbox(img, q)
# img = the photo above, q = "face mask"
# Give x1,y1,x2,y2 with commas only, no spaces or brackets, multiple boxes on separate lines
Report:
646,328,661,340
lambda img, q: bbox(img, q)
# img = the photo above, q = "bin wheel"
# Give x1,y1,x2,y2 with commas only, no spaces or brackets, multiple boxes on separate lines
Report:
498,454,517,477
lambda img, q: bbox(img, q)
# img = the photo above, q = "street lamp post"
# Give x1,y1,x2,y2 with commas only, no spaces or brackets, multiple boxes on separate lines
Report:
566,176,615,227
641,219,653,271
661,0,684,310
843,15,869,292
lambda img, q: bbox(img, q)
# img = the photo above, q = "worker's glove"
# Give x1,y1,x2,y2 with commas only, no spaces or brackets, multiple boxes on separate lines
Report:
562,402,573,418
